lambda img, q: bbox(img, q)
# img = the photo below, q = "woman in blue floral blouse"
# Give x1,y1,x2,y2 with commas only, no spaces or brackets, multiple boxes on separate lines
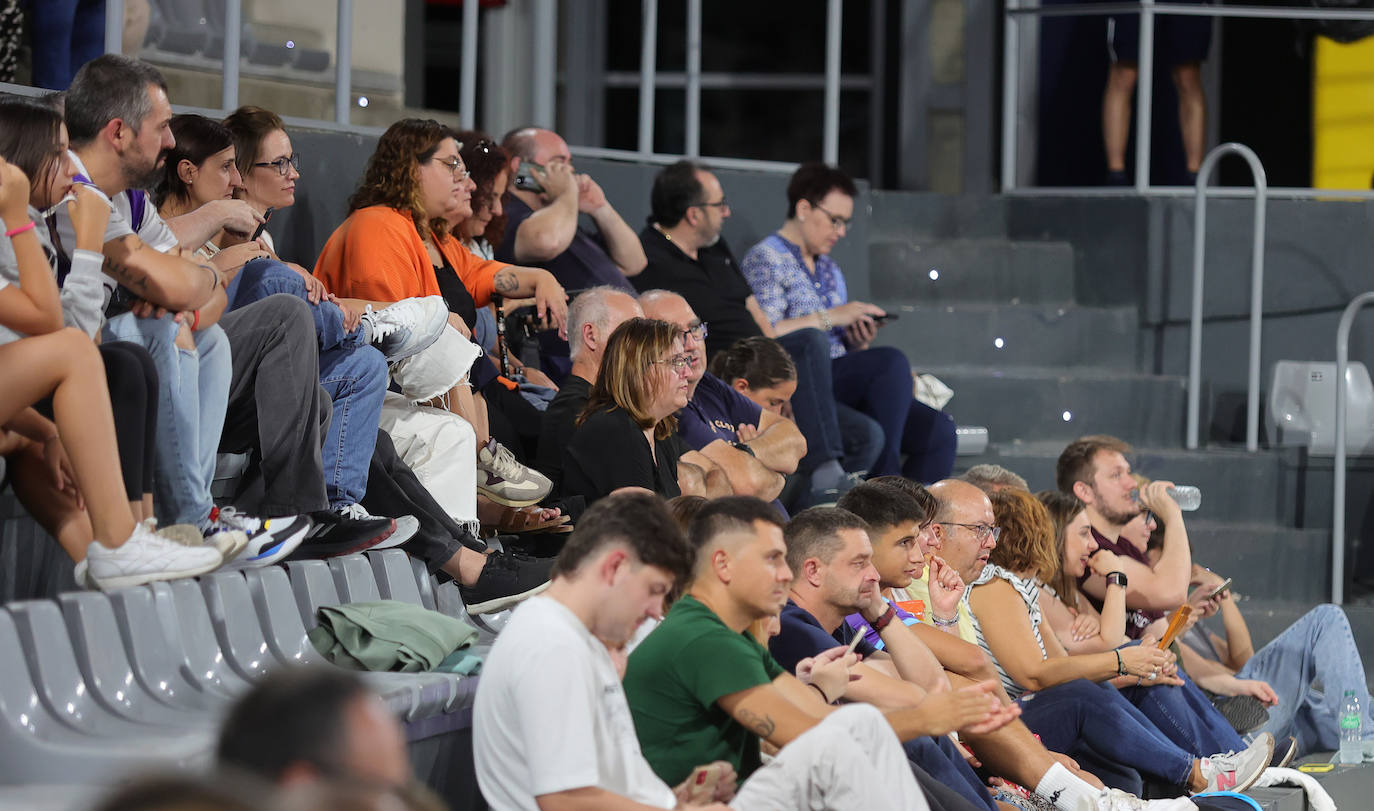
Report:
740,162,956,483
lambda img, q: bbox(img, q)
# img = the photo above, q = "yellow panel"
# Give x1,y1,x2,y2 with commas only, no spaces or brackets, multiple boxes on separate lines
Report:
1313,37,1374,189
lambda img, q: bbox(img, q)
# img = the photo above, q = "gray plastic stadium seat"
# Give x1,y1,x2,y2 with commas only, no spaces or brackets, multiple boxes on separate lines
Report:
149,581,255,697
408,555,438,611
271,563,464,720
104,588,232,709
5,601,214,753
0,611,205,784
367,550,425,605
55,592,217,727
328,554,382,603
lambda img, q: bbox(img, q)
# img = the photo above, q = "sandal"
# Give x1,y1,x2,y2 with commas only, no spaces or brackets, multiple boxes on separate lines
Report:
483,505,571,535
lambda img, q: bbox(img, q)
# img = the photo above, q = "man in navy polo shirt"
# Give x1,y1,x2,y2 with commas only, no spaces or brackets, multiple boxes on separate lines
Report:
640,290,806,503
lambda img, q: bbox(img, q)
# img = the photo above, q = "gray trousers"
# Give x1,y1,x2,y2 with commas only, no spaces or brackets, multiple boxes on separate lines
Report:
217,294,330,517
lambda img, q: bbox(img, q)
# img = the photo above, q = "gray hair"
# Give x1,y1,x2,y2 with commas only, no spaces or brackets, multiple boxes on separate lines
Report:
961,464,1030,494
65,54,168,146
568,286,640,360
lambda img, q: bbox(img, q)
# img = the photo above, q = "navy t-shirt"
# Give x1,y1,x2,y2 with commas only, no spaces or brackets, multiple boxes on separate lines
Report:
678,373,764,451
769,600,879,674
497,194,635,295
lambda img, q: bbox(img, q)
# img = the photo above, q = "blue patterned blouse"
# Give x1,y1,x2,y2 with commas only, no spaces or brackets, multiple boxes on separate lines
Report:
740,232,849,358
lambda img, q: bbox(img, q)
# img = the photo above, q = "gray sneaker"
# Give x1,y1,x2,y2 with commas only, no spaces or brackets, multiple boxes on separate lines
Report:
361,296,449,363
1199,732,1274,794
476,437,552,507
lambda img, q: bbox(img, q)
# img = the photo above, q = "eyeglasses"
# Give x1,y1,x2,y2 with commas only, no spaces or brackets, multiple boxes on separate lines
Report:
809,200,851,231
680,321,708,342
252,152,300,176
693,197,729,212
1142,509,1157,529
650,355,693,373
433,156,471,181
936,522,1002,541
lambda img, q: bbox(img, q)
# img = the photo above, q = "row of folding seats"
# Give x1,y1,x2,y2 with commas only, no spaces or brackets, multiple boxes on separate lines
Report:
0,550,481,795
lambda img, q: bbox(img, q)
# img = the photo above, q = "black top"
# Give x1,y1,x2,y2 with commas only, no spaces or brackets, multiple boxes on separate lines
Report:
634,225,762,358
433,254,478,330
534,374,592,492
562,406,684,505
497,194,635,295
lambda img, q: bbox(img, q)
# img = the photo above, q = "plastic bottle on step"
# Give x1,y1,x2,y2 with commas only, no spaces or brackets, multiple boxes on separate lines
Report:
1340,690,1363,764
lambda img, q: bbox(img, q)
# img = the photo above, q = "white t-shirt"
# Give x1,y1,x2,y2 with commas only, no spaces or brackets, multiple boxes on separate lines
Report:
474,596,677,811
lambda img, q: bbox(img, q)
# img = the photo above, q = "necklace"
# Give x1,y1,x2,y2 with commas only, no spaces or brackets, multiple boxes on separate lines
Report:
651,222,673,242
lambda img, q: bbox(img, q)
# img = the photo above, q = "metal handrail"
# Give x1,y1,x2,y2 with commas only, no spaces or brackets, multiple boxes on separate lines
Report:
1330,293,1374,605
1185,143,1267,451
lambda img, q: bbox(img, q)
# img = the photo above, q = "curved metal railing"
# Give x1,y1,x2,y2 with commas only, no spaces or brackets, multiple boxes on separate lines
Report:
1330,292,1374,604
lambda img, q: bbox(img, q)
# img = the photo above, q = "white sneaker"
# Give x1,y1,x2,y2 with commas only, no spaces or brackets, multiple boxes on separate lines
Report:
476,437,552,507
1198,732,1274,794
361,296,449,363
363,511,417,550
1081,789,1197,810
85,520,223,590
220,511,313,569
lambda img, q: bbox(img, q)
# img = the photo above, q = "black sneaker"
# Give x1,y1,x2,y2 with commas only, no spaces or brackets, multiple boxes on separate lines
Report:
459,550,552,614
1270,734,1298,769
288,509,396,559
1213,694,1271,735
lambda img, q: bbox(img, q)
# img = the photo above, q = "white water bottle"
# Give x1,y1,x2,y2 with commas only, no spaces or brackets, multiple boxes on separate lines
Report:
1167,485,1202,511
1340,690,1363,764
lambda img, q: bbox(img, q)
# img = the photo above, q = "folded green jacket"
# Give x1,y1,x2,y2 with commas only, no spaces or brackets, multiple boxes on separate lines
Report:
307,600,478,672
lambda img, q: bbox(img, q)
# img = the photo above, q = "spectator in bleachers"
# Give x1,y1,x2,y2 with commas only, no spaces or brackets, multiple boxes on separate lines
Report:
534,285,642,494
624,495,936,809
1036,490,1132,653
56,55,385,564
157,112,438,546
742,162,957,485
313,118,558,510
963,464,1030,494
563,317,707,503
1056,436,1193,639
498,126,646,379
708,334,796,415
28,0,104,91
637,161,881,507
640,290,806,504
217,668,436,808
0,124,221,587
969,487,1273,795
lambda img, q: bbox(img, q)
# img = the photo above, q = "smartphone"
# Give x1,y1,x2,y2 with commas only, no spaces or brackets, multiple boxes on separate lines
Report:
871,313,900,324
512,161,545,194
251,207,275,242
1207,577,1233,598
847,627,869,652
1157,604,1193,649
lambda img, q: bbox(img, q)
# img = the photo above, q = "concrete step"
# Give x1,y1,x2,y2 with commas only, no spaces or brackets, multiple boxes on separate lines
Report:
872,302,1141,368
869,238,1077,305
869,191,1008,240
931,365,1187,447
953,441,1305,526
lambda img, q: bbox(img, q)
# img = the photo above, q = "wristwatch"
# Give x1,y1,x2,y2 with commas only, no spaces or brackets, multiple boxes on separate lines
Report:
1106,571,1128,589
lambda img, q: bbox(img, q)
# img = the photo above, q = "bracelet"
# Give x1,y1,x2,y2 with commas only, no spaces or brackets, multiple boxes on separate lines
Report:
817,308,833,332
204,265,219,292
191,309,200,331
871,604,897,633
1114,649,1127,676
5,221,35,238
808,682,831,704
932,613,960,627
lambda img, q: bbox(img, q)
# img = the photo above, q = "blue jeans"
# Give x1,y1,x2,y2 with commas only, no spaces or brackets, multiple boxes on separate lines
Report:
1017,679,1195,789
28,0,105,90
227,259,386,507
903,735,995,811
103,313,231,526
1119,664,1245,757
777,328,884,473
831,345,958,483
1237,604,1374,755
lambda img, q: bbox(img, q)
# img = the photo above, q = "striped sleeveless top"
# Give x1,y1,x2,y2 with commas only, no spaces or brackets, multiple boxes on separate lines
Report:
968,564,1047,700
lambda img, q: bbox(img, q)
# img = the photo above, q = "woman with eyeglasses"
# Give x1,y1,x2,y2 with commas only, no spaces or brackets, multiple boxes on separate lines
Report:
740,162,956,485
562,318,696,504
965,488,1275,796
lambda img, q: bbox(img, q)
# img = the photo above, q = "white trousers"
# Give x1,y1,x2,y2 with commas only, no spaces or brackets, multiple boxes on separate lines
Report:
378,392,478,529
731,704,930,811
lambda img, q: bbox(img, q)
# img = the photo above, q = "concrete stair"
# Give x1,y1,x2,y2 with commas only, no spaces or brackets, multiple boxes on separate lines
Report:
869,238,1077,305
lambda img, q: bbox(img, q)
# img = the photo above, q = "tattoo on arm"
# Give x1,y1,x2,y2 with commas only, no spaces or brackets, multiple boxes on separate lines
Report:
102,246,151,295
494,269,519,294
736,708,776,738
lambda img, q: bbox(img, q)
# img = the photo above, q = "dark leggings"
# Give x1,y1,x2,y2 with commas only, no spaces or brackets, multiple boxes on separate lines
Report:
37,340,158,501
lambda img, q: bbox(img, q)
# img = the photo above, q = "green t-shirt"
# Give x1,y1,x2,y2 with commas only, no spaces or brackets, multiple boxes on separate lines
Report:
624,595,786,785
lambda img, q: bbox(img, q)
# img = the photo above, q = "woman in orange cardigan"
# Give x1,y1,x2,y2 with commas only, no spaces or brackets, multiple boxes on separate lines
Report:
315,119,566,513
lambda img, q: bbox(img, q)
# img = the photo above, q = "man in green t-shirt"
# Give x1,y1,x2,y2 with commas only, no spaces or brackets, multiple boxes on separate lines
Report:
624,496,931,809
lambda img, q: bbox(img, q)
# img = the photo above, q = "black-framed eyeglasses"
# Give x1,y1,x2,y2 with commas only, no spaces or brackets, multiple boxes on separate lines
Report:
252,152,300,176
809,200,851,230
432,156,471,181
650,355,693,373
1142,509,1157,528
693,197,729,212
936,522,1002,541
680,321,708,342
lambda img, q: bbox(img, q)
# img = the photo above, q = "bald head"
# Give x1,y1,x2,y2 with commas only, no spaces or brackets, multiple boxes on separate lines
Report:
568,286,642,362
640,290,705,384
501,126,570,168
928,479,997,582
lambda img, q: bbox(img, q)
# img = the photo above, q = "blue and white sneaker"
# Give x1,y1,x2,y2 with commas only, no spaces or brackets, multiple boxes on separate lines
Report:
361,296,449,363
207,507,313,569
